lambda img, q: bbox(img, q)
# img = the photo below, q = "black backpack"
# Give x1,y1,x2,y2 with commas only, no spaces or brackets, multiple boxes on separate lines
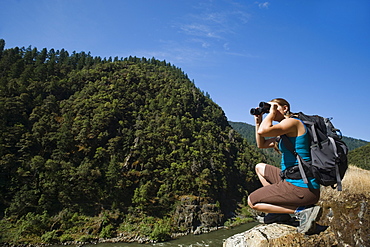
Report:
280,112,348,191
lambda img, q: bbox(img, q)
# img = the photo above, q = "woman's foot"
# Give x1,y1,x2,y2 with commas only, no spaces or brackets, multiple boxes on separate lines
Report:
295,205,322,234
257,213,292,224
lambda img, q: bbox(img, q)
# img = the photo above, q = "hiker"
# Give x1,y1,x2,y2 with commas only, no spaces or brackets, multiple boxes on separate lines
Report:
248,98,322,234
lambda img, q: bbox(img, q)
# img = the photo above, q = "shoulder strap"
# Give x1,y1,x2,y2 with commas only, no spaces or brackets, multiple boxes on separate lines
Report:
290,115,318,143
328,136,343,191
281,135,309,184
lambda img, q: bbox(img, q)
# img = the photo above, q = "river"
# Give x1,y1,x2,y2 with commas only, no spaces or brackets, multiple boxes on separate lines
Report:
84,222,259,247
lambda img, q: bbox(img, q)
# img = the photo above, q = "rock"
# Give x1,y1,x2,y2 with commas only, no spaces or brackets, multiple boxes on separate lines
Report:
318,194,370,246
223,224,295,247
200,211,222,227
173,196,223,234
224,189,370,247
174,204,200,231
223,223,338,247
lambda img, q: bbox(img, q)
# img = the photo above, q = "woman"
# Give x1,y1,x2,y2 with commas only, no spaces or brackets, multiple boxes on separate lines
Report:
248,98,321,234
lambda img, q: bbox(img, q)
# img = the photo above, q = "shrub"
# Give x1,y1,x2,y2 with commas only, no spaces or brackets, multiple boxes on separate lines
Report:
59,234,74,243
99,224,114,238
41,230,58,243
77,234,93,242
150,220,171,242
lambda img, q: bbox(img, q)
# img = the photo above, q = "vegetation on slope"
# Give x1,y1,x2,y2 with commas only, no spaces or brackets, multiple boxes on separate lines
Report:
348,143,370,170
229,121,280,166
0,40,265,244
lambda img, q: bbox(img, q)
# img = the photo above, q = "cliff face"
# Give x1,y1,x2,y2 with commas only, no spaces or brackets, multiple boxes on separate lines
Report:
173,196,223,235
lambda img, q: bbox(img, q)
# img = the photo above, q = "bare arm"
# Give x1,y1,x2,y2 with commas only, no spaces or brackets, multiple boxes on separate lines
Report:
254,103,301,148
255,114,277,149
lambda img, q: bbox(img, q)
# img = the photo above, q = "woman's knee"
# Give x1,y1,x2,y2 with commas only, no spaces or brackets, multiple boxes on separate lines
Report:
247,196,255,209
255,163,266,176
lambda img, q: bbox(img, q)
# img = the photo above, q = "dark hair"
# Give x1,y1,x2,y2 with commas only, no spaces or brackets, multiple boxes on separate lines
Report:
270,98,293,153
270,98,293,116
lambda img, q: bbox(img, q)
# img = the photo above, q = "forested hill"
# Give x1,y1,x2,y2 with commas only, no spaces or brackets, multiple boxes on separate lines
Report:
348,143,370,170
0,40,266,244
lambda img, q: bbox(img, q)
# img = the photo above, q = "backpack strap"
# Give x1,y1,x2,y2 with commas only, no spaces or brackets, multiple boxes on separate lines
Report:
300,120,318,143
328,136,343,191
280,135,309,184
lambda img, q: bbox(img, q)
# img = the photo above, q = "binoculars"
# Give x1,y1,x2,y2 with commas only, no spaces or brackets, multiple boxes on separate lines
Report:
250,102,271,115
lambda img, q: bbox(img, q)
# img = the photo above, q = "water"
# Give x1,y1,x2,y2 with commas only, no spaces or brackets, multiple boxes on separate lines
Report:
84,222,259,247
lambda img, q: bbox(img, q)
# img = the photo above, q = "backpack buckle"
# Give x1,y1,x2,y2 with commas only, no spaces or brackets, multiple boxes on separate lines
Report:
280,166,301,180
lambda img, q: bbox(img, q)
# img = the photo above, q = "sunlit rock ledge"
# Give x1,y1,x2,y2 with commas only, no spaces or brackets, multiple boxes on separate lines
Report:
224,178,370,247
223,223,337,247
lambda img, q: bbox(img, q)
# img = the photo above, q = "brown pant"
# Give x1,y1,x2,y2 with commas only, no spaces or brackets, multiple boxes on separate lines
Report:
249,164,320,207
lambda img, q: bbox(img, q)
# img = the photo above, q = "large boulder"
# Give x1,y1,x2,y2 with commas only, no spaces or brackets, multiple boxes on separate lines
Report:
224,188,370,246
223,223,337,247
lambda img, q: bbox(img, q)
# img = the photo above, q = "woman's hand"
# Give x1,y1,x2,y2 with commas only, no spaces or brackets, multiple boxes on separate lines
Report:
268,101,279,115
254,113,262,125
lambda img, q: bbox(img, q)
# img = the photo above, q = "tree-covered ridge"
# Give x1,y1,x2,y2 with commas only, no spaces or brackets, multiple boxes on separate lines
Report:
341,136,369,151
0,40,265,244
348,143,370,170
229,121,281,166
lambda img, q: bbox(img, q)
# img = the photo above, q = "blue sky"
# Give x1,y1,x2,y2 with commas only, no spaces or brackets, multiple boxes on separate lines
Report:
1,0,370,141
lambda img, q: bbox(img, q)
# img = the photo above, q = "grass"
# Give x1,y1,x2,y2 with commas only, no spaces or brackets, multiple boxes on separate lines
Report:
320,165,370,200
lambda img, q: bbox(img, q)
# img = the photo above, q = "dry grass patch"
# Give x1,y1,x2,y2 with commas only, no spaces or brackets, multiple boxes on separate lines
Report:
321,165,370,200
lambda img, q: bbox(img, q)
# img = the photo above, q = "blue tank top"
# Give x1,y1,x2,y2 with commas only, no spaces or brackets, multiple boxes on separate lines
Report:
279,121,320,189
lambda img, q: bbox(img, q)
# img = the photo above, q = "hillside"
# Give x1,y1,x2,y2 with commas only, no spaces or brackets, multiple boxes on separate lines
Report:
348,143,370,170
0,40,269,244
228,121,281,166
229,121,369,167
